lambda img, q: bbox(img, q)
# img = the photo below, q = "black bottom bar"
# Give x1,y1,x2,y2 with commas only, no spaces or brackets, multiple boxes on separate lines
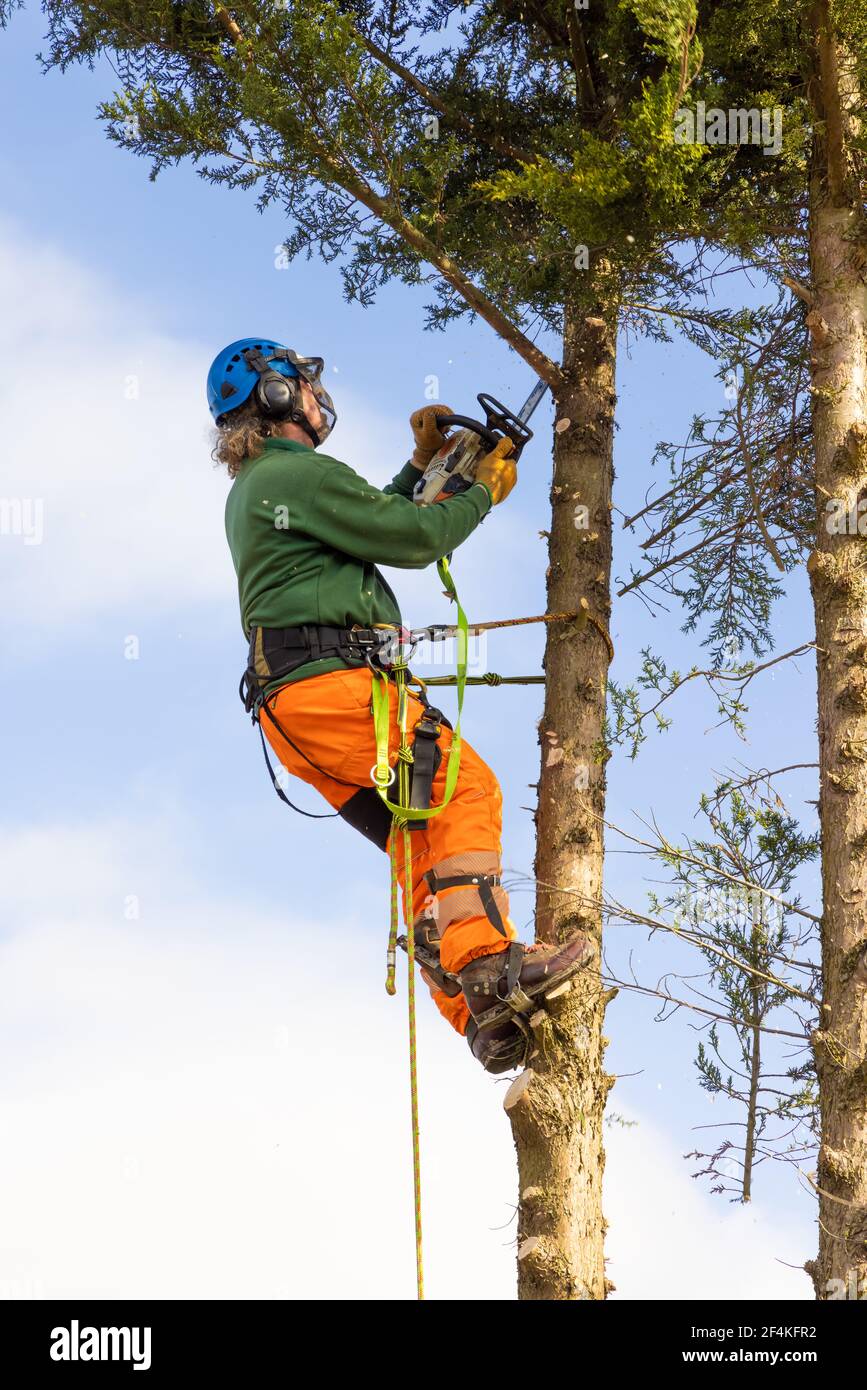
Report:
0,1298,859,1375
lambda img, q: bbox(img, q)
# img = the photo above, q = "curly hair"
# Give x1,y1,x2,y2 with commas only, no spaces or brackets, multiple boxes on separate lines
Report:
211,397,279,478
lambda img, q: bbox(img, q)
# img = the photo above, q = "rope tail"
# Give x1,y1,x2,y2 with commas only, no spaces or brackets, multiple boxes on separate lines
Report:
370,557,469,1302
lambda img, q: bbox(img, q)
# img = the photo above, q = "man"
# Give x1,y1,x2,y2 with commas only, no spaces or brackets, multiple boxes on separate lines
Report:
209,337,588,1071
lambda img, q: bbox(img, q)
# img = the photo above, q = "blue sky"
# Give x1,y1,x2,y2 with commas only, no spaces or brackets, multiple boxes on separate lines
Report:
0,6,819,1298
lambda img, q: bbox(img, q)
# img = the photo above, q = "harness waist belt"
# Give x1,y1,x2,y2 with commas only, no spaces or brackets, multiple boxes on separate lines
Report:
241,623,388,712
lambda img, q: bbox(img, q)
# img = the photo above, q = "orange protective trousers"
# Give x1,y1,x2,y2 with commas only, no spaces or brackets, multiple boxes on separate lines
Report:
261,666,515,1033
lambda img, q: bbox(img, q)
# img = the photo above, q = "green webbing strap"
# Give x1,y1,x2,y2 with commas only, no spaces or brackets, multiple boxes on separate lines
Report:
370,556,467,822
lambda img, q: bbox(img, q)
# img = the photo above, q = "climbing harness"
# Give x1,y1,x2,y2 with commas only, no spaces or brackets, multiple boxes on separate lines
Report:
239,606,611,809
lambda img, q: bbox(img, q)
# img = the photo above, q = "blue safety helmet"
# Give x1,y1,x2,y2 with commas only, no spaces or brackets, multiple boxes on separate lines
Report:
206,337,336,445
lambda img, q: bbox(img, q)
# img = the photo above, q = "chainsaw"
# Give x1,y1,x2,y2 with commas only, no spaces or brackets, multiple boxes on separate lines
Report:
412,377,549,506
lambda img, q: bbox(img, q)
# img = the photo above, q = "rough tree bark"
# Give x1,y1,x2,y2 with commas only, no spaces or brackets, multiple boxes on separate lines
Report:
804,1,867,1300
505,292,617,1300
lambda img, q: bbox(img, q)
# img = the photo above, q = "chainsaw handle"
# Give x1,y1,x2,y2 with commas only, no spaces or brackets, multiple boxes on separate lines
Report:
476,392,534,456
436,391,535,460
433,413,500,450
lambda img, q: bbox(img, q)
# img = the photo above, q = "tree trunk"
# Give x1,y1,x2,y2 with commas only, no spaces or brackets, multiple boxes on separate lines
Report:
805,2,867,1300
742,908,766,1203
743,1000,761,1203
505,295,617,1300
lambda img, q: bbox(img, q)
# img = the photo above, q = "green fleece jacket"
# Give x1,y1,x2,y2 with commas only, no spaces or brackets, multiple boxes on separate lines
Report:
225,436,491,687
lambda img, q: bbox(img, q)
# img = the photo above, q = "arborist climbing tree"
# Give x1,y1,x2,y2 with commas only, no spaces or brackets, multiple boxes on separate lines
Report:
213,337,591,1075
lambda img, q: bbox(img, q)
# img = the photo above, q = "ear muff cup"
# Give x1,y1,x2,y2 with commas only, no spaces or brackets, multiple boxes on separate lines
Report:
255,372,298,420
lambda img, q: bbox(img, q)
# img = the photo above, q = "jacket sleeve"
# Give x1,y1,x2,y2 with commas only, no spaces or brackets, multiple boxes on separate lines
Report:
383,460,421,499
304,458,491,569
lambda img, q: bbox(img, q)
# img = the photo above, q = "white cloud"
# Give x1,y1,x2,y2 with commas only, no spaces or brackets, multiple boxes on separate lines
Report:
0,221,231,629
0,815,813,1300
605,1118,812,1300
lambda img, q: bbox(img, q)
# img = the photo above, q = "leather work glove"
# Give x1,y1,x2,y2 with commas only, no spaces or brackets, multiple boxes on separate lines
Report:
474,436,517,506
409,403,454,469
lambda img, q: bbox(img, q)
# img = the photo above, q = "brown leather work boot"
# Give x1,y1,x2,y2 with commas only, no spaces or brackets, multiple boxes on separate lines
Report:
459,934,591,1074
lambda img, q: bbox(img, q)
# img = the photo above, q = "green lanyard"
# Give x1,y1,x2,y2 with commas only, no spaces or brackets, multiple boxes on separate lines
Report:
369,555,468,822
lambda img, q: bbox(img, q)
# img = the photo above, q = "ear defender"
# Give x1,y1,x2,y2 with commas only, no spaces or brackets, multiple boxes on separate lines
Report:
242,347,300,421
255,370,298,420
